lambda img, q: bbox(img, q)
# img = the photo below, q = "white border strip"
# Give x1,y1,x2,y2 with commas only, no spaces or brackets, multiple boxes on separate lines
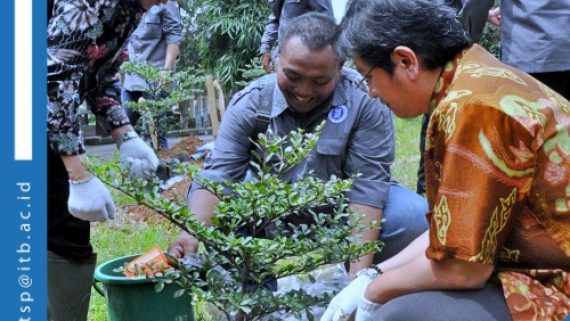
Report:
14,0,33,160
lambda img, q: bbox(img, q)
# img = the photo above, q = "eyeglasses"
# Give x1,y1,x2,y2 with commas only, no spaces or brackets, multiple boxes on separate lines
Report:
356,66,375,89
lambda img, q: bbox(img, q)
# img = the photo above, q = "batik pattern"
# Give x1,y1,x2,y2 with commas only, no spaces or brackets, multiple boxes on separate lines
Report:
424,45,570,321
47,0,141,155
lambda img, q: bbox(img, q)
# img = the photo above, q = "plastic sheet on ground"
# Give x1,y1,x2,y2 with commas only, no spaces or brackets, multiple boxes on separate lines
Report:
191,141,215,160
262,263,350,321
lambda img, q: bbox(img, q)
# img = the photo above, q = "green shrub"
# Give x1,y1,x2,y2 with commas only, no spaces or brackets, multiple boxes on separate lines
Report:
90,124,381,321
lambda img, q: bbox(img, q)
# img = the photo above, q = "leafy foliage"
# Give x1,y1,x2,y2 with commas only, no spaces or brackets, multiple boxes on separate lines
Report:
90,126,381,321
120,62,205,150
480,23,501,59
178,0,270,93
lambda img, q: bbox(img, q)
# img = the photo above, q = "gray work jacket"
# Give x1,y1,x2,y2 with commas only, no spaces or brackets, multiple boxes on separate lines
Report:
259,0,334,55
123,1,182,91
500,0,570,73
192,70,395,209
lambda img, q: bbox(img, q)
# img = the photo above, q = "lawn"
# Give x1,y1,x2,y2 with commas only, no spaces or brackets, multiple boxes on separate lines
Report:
87,115,424,321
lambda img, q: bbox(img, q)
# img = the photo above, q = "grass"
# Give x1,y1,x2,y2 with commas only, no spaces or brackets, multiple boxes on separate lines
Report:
87,115,423,321
392,116,423,190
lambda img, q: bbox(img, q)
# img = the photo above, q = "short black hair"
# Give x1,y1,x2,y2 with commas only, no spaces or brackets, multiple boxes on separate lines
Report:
280,12,340,54
337,0,470,74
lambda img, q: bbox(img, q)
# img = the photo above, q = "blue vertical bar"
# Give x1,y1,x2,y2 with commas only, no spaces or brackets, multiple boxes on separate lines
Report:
0,0,47,318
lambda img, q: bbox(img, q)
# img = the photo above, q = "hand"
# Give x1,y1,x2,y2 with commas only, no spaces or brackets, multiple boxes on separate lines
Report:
119,136,159,178
158,69,173,89
168,231,200,259
487,7,501,26
68,176,115,222
261,52,273,73
320,268,379,321
354,297,383,321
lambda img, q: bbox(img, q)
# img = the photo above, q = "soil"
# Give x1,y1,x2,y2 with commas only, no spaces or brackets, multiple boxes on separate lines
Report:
118,135,202,224
157,135,204,159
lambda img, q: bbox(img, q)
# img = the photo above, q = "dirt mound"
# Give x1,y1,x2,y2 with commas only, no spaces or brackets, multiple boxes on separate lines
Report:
119,176,192,223
157,135,203,159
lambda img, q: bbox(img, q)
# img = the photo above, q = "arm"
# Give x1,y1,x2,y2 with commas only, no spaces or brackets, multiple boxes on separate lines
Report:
457,0,495,42
487,7,501,26
169,85,261,258
260,9,279,72
344,92,395,275
162,1,182,70
349,204,382,278
169,189,220,256
366,231,493,303
259,1,279,56
367,105,537,303
164,44,179,70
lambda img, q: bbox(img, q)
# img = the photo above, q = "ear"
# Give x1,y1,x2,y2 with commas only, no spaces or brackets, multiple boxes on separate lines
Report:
391,46,421,80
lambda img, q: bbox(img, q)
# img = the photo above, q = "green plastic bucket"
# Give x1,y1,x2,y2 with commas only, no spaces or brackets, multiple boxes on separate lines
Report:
94,254,194,321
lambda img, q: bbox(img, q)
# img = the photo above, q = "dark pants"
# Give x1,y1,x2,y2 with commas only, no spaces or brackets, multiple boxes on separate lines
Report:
121,89,169,148
48,146,96,321
372,282,512,321
530,70,570,100
48,251,97,321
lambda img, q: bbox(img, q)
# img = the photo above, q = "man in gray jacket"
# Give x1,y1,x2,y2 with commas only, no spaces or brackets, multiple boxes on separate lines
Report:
121,0,183,148
170,13,429,278
260,0,334,73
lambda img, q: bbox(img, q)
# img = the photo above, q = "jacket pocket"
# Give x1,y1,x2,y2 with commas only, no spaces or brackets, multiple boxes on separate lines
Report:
310,138,347,180
140,14,162,38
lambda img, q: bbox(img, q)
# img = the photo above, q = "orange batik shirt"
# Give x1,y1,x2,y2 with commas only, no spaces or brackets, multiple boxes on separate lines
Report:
424,44,570,321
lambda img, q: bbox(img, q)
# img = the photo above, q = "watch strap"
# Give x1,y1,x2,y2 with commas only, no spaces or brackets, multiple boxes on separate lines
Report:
116,131,139,149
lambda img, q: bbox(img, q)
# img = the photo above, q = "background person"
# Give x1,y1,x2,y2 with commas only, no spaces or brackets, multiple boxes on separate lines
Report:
487,0,570,101
259,0,334,73
121,0,183,149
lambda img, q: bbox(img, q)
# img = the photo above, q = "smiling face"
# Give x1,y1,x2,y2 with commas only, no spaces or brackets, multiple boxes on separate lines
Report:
276,36,341,114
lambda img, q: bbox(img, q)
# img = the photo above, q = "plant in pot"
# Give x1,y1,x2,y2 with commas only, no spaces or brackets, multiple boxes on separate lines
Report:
91,124,382,321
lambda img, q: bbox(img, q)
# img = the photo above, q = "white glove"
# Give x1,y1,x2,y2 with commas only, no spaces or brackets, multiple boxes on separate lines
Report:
354,296,383,321
119,136,159,178
68,176,115,222
321,268,380,321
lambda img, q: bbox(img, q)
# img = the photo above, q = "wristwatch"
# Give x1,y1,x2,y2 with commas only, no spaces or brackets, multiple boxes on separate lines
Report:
116,131,139,149
356,265,383,280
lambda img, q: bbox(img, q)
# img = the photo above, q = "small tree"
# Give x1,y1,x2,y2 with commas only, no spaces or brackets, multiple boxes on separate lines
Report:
91,124,381,321
120,62,204,150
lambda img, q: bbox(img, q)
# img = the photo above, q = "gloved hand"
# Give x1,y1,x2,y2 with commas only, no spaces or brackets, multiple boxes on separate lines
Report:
354,297,383,321
68,175,115,222
119,136,159,178
320,268,380,321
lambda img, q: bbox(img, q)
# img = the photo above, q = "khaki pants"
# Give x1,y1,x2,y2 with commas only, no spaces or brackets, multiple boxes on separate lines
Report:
48,251,97,321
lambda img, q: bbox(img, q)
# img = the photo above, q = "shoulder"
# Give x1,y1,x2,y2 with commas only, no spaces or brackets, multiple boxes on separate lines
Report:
229,74,277,107
162,1,180,13
340,67,391,118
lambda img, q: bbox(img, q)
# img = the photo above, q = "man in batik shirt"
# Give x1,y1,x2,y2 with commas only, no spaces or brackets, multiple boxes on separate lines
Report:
47,1,167,320
321,1,570,321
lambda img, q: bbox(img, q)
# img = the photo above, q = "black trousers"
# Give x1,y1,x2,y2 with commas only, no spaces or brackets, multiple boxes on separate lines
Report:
48,146,93,258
